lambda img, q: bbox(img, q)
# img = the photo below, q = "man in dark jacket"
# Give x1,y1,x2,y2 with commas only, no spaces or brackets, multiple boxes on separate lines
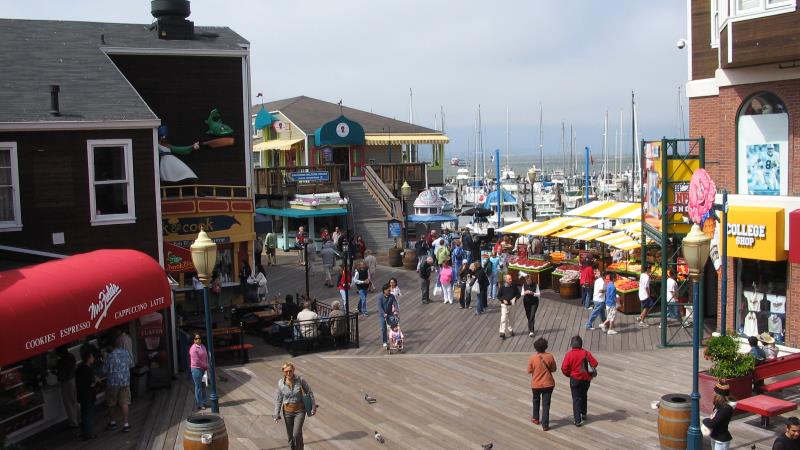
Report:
473,263,489,315
378,283,399,348
461,229,474,262
75,345,100,440
419,256,434,304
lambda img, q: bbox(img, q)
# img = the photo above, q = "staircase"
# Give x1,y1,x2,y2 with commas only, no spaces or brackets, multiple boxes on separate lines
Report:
340,181,397,258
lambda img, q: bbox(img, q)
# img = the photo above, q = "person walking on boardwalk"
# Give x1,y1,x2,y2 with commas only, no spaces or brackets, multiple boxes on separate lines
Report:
497,274,520,340
102,335,133,432
561,335,598,427
600,272,619,335
486,251,501,302
585,269,607,330
702,383,733,449
320,241,338,287
521,273,541,337
458,259,472,309
419,256,435,305
580,260,595,310
378,283,399,349
189,333,209,410
527,337,556,431
637,269,653,327
265,231,278,266
273,362,316,450
438,259,455,304
353,261,371,316
388,277,402,311
472,261,489,315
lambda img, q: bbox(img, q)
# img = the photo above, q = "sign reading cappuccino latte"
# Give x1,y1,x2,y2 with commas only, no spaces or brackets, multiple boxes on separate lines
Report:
725,206,786,261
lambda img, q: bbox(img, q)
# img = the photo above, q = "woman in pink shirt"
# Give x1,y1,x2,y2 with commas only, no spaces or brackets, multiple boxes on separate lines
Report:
189,333,209,410
439,259,455,304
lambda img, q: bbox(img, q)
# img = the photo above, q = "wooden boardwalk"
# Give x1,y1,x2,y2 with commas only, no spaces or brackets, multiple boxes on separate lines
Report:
24,254,797,449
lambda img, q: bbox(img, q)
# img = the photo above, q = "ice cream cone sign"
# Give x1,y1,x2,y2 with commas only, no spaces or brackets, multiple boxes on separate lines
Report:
688,168,717,238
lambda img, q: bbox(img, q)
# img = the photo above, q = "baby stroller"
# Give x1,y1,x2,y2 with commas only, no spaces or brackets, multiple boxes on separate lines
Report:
386,314,404,354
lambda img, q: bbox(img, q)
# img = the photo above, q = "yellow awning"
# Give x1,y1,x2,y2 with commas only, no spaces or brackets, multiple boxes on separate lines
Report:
497,221,533,233
613,221,642,232
565,200,642,220
364,134,450,145
596,231,646,251
253,137,304,151
513,217,574,236
552,227,611,241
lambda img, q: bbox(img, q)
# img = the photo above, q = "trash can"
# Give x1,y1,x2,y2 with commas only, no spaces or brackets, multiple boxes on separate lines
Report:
183,413,228,450
657,393,691,449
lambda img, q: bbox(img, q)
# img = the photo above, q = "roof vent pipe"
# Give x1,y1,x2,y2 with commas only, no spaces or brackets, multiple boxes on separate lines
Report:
151,0,194,40
49,85,60,116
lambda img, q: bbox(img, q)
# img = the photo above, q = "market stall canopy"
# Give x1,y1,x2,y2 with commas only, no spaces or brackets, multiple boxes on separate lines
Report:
364,134,450,145
565,200,641,220
0,250,171,367
497,217,605,235
552,227,611,241
406,214,458,223
613,221,642,232
253,137,304,151
596,231,642,251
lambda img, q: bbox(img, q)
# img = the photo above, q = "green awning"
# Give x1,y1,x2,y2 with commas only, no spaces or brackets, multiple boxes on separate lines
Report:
255,207,348,218
314,115,365,146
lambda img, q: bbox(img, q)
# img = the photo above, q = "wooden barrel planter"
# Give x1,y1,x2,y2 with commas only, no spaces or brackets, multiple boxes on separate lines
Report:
559,281,579,299
403,250,418,270
551,273,562,292
183,414,229,450
657,393,690,449
388,247,403,267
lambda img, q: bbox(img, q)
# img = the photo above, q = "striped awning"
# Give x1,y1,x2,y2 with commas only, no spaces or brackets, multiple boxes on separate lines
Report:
613,221,642,232
565,200,642,220
596,231,642,251
497,221,534,233
253,137,304,151
497,217,605,235
552,227,611,241
364,134,450,145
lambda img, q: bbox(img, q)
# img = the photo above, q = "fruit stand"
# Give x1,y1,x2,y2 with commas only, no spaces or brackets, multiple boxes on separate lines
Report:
552,263,580,294
559,269,581,299
614,277,640,314
507,256,552,289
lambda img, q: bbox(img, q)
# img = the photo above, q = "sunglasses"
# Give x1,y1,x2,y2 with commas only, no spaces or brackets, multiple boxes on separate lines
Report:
194,337,201,340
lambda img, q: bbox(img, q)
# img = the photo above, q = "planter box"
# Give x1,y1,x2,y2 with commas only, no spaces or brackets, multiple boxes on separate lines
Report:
698,371,753,414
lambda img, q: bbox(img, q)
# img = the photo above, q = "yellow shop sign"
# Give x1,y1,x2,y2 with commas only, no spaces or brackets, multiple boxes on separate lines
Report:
726,206,786,261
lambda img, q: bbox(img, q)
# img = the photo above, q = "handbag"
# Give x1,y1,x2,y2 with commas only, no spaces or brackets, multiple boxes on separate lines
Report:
583,355,597,378
433,284,442,296
299,379,314,416
470,281,481,295
700,422,711,437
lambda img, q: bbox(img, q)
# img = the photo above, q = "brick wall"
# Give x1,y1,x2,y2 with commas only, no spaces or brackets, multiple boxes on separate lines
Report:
688,77,799,343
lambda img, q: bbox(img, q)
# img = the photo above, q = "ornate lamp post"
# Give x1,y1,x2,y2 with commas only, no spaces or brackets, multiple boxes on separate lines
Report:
527,169,537,222
401,180,412,248
682,223,711,450
190,229,220,413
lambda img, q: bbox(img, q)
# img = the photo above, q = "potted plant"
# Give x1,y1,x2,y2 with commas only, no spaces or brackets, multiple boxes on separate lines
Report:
699,333,755,413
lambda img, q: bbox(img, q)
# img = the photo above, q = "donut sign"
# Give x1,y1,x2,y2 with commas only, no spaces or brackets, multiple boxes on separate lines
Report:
336,122,350,138
273,120,286,133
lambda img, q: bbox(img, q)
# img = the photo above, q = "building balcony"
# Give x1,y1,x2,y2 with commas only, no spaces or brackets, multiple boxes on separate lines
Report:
720,10,800,69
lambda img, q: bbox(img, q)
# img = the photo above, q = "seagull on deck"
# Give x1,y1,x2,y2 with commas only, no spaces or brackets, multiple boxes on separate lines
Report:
364,393,377,404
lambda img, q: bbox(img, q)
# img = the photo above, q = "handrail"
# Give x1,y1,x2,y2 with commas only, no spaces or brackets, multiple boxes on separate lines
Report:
161,184,251,200
364,165,401,220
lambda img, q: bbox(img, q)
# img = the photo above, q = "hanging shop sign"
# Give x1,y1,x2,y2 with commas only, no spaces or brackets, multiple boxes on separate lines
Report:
387,219,402,238
289,171,330,182
164,242,194,273
726,206,786,261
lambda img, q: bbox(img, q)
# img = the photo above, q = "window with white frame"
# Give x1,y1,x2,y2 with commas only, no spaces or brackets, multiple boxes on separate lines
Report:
251,116,262,138
0,142,21,230
710,0,730,47
252,150,262,168
734,0,795,16
87,139,135,224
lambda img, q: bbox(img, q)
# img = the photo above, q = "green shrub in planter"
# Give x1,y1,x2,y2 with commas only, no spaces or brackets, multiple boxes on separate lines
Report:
705,333,755,379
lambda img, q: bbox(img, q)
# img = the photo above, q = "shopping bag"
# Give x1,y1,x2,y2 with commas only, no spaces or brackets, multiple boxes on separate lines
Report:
433,285,442,296
202,371,208,386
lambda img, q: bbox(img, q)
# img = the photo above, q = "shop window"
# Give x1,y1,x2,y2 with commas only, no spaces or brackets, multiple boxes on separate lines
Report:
252,150,262,169
0,142,21,231
736,92,789,196
251,116,262,139
87,139,135,225
735,259,787,344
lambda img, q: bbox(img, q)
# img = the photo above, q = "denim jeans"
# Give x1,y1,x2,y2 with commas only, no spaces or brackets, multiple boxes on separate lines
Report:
581,286,593,308
476,290,487,314
358,287,368,315
379,314,388,344
191,368,207,408
532,387,553,427
586,301,607,329
488,273,498,299
569,378,591,423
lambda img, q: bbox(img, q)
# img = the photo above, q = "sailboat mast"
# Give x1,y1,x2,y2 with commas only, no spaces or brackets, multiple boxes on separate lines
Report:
560,123,565,178
538,103,543,175
630,91,636,199
506,107,510,170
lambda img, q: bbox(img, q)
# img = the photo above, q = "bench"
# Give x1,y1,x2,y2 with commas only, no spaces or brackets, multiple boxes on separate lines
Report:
754,353,800,394
215,343,254,364
735,394,797,428
283,320,333,356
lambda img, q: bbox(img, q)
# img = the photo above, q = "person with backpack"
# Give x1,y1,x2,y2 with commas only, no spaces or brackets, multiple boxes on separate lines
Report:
561,335,598,427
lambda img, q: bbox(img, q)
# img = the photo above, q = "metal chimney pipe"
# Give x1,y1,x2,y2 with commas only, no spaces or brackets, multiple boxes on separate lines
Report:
49,85,60,116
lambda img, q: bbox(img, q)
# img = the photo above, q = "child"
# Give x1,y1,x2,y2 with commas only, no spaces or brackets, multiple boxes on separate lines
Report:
389,324,404,351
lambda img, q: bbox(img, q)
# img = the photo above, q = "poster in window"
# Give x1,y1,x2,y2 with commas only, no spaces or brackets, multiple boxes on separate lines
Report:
746,144,780,196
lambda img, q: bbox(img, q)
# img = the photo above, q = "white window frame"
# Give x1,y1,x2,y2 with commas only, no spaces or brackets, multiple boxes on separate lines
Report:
0,142,22,231
732,0,795,19
87,139,136,225
251,115,262,139
252,149,262,168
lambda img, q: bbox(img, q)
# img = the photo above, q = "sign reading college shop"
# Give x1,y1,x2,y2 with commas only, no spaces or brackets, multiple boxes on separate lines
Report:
726,206,786,261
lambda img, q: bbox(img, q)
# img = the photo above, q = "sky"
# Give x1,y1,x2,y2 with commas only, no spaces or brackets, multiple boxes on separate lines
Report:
3,0,689,166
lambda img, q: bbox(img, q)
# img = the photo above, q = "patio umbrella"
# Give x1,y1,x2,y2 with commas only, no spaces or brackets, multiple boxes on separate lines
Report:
460,207,493,217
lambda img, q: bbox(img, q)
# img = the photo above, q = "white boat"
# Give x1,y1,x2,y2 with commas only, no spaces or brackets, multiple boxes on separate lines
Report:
455,167,470,181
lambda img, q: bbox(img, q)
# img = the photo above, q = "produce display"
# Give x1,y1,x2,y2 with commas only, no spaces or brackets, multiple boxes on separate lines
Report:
615,278,640,293
608,261,642,275
552,264,581,276
508,257,551,272
549,251,566,263
560,270,580,284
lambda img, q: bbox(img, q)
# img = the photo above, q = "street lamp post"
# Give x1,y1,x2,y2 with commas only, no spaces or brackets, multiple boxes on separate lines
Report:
527,170,537,222
401,181,412,248
190,229,220,414
682,223,711,450
304,241,310,300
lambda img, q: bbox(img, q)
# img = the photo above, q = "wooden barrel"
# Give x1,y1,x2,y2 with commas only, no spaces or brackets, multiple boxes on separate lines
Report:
559,282,579,299
552,273,561,292
657,393,690,450
403,250,418,270
183,413,228,450
388,247,403,267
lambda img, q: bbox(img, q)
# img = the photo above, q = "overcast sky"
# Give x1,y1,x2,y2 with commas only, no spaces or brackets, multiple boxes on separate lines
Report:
5,0,689,165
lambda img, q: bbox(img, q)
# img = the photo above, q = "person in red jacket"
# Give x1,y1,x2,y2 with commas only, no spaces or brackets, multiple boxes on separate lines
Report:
561,335,598,427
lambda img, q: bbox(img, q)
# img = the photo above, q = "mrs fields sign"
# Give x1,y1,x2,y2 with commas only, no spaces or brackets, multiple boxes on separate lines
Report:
725,206,787,261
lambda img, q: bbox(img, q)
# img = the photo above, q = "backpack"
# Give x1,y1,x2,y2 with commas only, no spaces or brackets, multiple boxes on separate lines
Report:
483,258,493,275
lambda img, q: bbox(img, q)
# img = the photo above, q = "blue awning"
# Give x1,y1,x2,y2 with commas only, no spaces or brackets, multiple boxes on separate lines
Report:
406,214,458,223
482,189,516,209
255,207,348,218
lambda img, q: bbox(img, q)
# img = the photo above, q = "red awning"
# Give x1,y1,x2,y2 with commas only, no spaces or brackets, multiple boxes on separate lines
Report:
0,250,171,367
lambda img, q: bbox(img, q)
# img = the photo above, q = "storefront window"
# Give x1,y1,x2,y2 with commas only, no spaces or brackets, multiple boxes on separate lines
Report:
735,259,788,344
737,92,789,196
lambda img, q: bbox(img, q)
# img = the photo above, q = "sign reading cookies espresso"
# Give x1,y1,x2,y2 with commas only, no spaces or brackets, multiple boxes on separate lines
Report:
725,206,786,261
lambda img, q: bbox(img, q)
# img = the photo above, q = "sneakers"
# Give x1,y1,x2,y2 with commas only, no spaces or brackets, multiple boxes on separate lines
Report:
383,343,388,349
599,323,607,332
607,329,619,335
542,426,550,431
123,424,131,433
638,320,649,328
586,327,595,331
529,332,534,337
499,334,505,340
574,420,583,427
106,422,118,431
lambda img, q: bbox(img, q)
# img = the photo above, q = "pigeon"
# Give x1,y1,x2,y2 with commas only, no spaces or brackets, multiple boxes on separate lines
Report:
481,443,493,450
374,431,385,444
364,393,377,404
